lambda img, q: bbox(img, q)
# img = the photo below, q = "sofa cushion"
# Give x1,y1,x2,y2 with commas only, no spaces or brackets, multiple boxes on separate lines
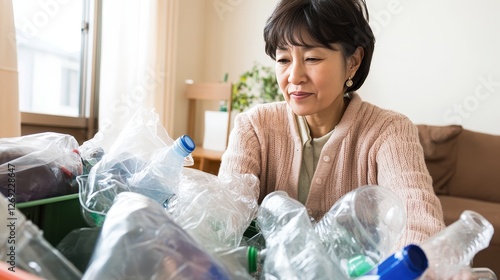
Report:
439,196,500,274
438,195,500,246
417,125,500,202
416,124,462,195
447,129,500,202
438,195,500,245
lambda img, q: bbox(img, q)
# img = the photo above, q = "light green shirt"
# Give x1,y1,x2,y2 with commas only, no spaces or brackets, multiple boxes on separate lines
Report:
296,116,334,204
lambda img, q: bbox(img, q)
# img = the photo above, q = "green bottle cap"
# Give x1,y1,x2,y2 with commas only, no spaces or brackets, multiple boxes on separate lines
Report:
90,212,106,227
346,254,376,278
247,246,258,273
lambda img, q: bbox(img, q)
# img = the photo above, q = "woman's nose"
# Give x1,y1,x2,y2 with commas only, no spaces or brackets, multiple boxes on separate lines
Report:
287,62,306,85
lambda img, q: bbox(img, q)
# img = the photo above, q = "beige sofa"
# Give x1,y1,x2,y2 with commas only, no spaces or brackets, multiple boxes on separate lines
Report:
417,124,500,276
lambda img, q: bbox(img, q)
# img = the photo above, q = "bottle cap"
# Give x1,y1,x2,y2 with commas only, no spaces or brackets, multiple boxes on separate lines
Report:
346,255,376,278
176,135,196,156
247,246,258,273
376,244,428,280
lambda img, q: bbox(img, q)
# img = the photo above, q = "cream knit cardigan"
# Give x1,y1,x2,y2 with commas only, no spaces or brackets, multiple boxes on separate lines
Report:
219,92,445,247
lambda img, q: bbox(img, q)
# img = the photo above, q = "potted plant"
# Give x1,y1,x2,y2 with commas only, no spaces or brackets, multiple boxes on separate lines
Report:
231,62,284,112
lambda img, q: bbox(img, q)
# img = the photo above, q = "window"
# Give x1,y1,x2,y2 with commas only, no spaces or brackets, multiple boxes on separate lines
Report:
13,0,84,117
12,0,101,142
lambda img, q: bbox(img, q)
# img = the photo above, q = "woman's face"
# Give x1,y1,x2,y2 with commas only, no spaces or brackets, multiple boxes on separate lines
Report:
275,39,352,118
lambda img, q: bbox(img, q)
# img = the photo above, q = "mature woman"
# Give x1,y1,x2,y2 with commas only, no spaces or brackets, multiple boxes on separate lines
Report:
219,0,445,250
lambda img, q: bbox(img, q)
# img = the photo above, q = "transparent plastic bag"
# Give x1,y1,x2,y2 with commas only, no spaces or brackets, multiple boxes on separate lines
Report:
78,121,120,172
79,109,193,172
240,220,266,251
78,109,194,226
165,168,259,252
82,192,231,280
56,227,102,273
0,132,82,202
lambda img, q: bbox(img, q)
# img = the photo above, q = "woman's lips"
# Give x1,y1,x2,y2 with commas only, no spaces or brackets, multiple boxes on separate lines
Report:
290,91,313,101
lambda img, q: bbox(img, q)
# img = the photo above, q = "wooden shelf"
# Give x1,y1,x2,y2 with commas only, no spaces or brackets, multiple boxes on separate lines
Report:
189,146,224,175
191,147,224,161
184,82,231,176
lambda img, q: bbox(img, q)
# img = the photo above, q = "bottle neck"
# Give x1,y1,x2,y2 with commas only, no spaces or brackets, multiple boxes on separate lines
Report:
171,135,195,157
247,246,258,274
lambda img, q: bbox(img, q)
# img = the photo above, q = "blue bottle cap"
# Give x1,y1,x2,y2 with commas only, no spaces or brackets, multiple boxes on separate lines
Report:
177,135,196,155
377,244,428,280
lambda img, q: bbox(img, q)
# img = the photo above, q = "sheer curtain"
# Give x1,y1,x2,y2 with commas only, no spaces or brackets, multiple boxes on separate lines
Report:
98,0,177,133
0,0,21,138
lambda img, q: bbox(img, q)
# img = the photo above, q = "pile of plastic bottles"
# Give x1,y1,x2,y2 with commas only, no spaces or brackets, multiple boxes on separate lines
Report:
0,109,496,279
0,178,495,279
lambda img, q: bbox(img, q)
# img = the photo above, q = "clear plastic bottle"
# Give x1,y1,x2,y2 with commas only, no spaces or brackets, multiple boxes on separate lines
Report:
215,245,263,279
0,194,82,279
83,191,231,280
314,185,407,278
129,134,196,203
168,134,196,160
257,191,348,280
419,210,494,279
357,244,428,280
79,134,195,226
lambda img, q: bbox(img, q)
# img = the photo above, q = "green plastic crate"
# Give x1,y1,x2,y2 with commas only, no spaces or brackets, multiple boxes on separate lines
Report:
17,193,89,247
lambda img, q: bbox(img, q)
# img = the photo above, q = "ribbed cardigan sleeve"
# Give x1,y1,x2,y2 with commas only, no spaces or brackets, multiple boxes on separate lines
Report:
219,102,303,203
372,115,445,249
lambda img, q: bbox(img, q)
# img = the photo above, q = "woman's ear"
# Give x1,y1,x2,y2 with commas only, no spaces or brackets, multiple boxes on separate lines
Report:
348,46,364,76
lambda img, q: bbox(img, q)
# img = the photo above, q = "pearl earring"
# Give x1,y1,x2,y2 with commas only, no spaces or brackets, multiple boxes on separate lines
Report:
346,76,354,87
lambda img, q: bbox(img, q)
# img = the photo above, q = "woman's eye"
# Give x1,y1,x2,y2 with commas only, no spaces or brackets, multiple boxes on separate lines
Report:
305,57,320,62
276,58,290,64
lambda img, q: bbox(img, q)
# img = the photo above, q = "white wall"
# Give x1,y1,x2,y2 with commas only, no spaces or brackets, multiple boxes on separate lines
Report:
173,0,278,142
362,0,500,135
172,0,207,140
175,0,277,93
202,0,278,82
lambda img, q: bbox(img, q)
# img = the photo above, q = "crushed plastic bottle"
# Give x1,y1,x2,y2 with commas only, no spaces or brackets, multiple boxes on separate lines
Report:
83,191,232,280
79,135,195,226
419,210,494,279
257,191,348,280
128,134,196,201
215,245,263,279
314,185,407,278
357,244,428,280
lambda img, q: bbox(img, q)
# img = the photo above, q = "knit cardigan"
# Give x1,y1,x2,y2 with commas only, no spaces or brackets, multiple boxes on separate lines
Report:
219,92,445,248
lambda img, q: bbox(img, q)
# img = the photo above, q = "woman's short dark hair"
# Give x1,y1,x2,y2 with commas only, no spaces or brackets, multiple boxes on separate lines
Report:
264,0,375,92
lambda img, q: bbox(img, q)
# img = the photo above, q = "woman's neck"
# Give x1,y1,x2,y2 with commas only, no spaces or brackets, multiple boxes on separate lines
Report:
305,94,347,138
